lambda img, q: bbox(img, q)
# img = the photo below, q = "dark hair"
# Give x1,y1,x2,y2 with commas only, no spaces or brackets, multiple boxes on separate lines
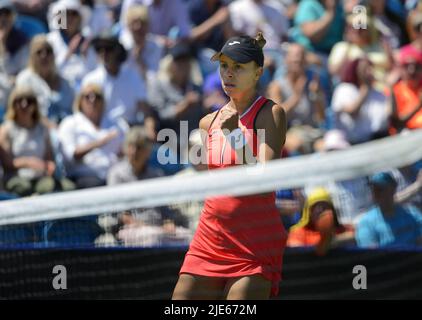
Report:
254,32,266,50
340,58,371,86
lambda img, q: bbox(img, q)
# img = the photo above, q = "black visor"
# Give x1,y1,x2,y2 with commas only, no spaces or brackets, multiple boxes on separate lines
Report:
211,35,264,67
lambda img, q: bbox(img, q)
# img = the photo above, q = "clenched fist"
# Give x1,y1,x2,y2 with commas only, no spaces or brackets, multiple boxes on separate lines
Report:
219,107,239,133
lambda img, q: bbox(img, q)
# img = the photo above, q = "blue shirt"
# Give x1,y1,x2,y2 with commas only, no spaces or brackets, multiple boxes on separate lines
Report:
291,0,344,54
356,205,422,248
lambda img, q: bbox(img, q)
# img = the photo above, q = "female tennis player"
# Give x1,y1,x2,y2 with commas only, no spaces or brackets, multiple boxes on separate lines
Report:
172,33,288,300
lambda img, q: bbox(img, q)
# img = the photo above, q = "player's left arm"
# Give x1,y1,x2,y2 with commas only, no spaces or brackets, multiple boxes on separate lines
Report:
255,101,287,163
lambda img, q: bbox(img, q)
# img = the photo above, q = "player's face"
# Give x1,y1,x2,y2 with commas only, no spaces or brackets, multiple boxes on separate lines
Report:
218,54,262,97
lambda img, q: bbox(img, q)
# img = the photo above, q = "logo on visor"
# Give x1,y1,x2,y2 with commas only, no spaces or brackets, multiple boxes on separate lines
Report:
228,41,241,46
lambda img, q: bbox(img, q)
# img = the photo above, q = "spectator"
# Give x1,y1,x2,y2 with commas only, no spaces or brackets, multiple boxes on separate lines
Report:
0,86,74,197
287,187,355,256
120,4,164,83
389,44,422,134
367,0,407,49
291,0,345,56
0,0,30,113
268,43,326,128
46,0,97,88
15,35,75,124
356,172,422,248
82,33,156,139
119,0,192,48
276,188,305,231
58,83,125,189
331,57,389,144
107,126,163,185
81,0,114,38
313,129,374,225
328,13,392,91
148,42,204,158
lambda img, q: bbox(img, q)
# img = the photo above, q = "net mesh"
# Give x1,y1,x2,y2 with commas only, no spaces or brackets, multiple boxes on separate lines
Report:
0,130,421,299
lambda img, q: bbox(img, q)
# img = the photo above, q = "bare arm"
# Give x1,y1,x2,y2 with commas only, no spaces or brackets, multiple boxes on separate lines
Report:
301,11,335,43
394,170,422,204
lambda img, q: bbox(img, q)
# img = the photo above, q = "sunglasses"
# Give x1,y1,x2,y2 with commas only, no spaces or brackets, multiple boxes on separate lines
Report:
83,92,103,103
36,47,53,56
14,97,37,108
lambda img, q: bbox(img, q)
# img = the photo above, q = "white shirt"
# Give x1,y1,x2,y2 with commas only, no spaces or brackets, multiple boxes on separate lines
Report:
119,0,191,38
58,112,126,180
81,64,147,127
229,0,289,50
331,83,389,144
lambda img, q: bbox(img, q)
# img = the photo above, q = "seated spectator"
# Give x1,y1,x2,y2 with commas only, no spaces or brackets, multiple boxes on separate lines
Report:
290,0,345,57
407,4,422,43
46,0,97,88
287,187,355,256
148,42,204,159
0,0,30,114
313,130,374,225
116,212,192,247
367,0,407,49
81,0,114,38
11,0,52,27
120,5,164,83
15,35,75,124
82,34,156,139
331,57,389,144
58,83,125,189
328,13,392,91
107,126,163,185
389,45,422,134
268,43,326,128
0,86,74,197
356,172,422,248
119,0,192,48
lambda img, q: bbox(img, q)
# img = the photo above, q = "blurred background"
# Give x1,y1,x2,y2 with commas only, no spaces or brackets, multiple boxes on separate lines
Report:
0,0,421,299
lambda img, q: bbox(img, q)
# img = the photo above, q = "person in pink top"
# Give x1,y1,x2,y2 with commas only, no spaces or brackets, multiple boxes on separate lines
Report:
172,33,287,300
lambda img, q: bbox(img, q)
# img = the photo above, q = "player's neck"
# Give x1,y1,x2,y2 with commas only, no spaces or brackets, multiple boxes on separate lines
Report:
229,90,259,115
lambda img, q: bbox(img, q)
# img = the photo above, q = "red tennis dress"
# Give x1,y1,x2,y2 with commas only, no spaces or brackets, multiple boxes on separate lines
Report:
179,96,287,297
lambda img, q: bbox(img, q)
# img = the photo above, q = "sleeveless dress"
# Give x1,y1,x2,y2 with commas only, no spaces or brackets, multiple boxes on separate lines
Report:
179,96,287,297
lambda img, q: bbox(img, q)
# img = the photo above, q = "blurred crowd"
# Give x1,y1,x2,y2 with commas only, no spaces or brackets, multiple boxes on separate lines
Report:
0,0,421,250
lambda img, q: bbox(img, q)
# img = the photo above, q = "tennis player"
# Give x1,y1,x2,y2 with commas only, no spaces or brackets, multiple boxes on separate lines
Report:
172,33,288,300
